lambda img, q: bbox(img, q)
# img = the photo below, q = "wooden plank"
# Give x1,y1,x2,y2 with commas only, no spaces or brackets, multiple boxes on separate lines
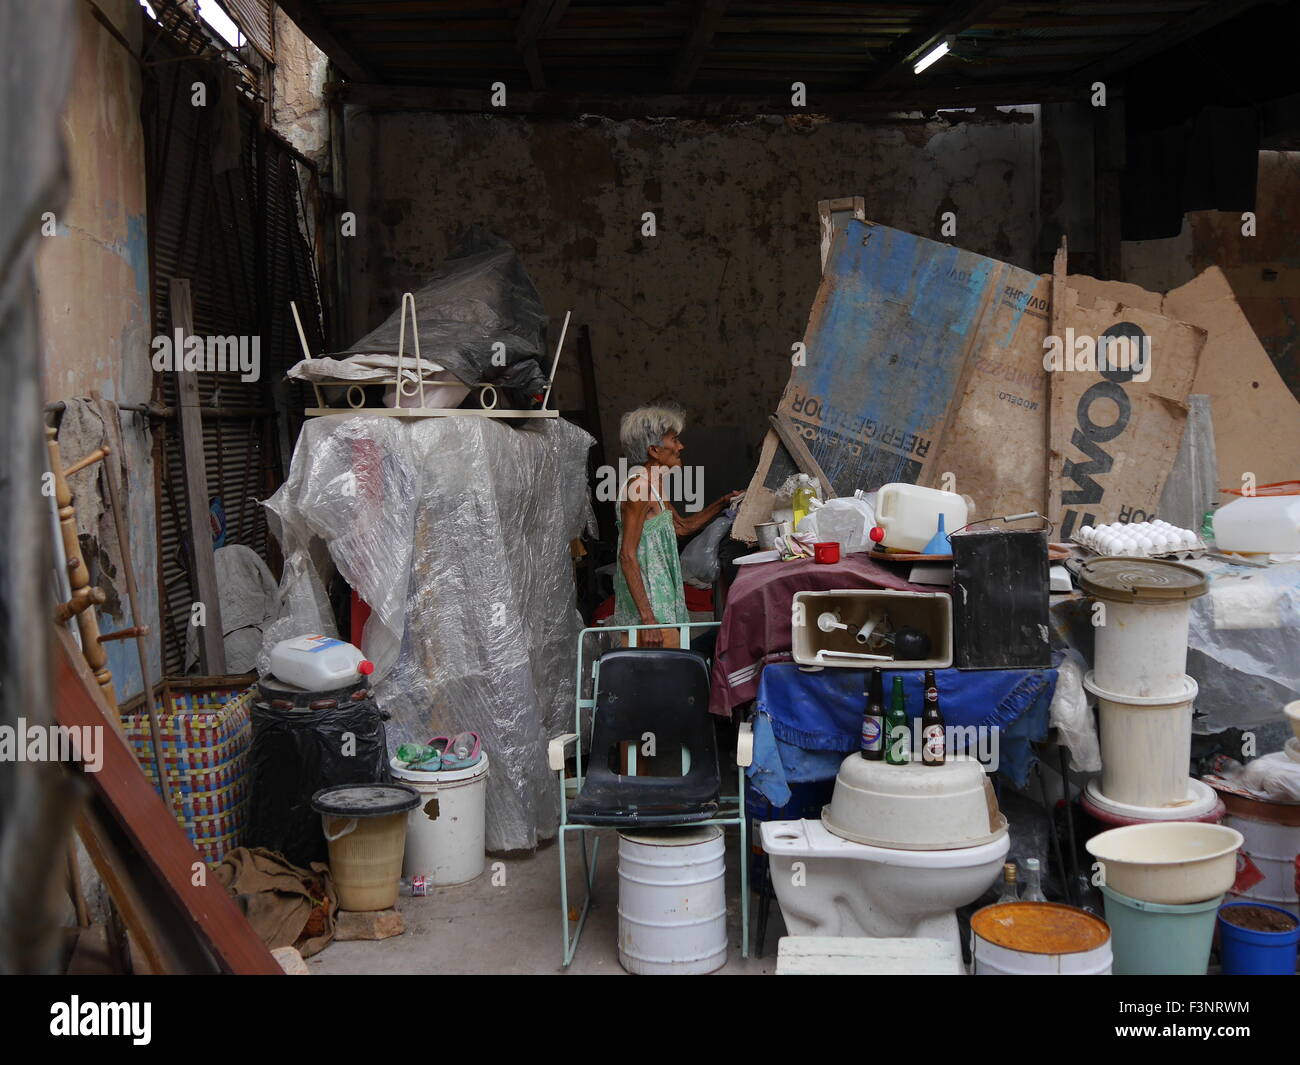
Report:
338,79,1082,116
670,0,731,92
1047,237,1068,520
169,279,227,675
53,625,280,974
769,413,833,501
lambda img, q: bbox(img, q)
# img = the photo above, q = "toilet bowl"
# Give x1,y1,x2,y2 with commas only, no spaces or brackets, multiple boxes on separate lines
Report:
760,818,1009,952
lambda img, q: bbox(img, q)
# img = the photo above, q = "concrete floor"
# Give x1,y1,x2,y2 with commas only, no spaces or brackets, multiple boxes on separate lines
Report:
309,826,779,975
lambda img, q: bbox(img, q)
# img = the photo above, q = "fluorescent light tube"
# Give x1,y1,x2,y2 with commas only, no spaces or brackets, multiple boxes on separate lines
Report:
913,40,950,75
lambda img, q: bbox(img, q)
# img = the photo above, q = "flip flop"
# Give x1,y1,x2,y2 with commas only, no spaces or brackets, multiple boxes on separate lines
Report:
441,730,482,769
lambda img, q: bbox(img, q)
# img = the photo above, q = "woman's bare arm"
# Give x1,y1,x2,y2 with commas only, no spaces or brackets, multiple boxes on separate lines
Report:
669,492,742,537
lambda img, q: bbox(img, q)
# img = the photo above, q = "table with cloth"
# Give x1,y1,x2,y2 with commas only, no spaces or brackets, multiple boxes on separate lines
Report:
747,663,1058,809
706,550,1058,807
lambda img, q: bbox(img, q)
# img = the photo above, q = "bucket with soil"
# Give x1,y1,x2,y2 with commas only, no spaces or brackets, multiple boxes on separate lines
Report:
1217,902,1300,975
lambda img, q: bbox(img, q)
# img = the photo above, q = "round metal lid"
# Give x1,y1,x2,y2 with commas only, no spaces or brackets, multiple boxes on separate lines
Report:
311,782,419,818
1078,556,1208,603
971,902,1110,954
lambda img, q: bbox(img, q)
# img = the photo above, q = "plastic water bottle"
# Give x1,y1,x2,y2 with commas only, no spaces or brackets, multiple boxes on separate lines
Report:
268,635,374,690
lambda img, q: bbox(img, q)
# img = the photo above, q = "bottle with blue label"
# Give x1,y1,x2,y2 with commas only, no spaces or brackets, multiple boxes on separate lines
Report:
861,667,885,761
268,634,374,691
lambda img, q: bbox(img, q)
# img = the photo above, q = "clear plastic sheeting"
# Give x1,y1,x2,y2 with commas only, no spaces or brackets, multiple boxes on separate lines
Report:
263,414,595,852
1187,558,1300,732
330,228,549,406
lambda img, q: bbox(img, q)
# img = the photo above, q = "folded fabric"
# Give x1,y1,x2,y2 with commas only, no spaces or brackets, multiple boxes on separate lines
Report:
213,846,339,958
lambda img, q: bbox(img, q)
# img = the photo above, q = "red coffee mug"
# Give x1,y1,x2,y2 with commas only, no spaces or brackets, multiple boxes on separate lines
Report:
814,541,841,564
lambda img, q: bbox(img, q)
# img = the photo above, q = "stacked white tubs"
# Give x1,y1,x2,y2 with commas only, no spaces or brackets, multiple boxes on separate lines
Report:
1079,558,1214,820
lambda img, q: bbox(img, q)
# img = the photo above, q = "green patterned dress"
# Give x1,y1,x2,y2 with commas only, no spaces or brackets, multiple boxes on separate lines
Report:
612,474,689,631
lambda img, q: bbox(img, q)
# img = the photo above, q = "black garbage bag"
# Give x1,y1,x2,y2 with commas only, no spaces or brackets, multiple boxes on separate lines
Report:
244,698,392,868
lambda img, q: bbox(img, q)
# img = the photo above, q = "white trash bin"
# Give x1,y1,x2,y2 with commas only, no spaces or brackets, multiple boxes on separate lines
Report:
617,826,727,975
390,753,489,886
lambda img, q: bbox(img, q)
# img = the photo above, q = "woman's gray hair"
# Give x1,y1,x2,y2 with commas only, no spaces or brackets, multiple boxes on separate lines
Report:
620,404,685,464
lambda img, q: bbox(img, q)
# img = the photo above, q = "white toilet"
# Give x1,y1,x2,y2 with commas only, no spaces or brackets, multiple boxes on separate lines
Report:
760,754,1010,956
761,818,1009,951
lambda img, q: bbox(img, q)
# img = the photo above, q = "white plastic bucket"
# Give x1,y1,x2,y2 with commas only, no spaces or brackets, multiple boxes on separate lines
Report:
1087,673,1197,808
1085,822,1243,904
1223,806,1300,918
390,753,489,886
617,826,727,975
1092,597,1194,699
971,902,1112,975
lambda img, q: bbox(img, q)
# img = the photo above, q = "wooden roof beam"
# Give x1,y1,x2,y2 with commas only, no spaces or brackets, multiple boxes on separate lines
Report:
275,0,375,82
670,0,731,93
517,0,572,90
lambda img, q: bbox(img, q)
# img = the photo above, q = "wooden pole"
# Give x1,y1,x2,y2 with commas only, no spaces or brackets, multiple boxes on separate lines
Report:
91,391,173,811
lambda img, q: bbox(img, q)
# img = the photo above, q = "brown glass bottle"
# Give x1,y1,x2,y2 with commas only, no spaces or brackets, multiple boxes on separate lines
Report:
921,668,946,766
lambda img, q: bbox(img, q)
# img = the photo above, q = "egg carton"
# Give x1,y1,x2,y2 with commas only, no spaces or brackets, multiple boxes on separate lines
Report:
1070,529,1207,560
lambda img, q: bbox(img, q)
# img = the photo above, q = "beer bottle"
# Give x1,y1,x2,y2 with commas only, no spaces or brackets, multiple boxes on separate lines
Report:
884,675,909,765
921,668,946,766
860,667,885,761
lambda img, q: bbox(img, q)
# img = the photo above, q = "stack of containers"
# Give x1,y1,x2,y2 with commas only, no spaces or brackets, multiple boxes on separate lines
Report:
1077,558,1222,824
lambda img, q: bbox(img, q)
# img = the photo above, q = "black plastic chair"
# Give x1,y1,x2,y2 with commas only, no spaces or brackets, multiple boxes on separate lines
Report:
565,647,720,825
550,622,751,966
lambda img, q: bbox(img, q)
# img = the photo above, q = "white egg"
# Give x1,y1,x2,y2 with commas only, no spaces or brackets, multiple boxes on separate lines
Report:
1137,537,1154,553
1181,530,1198,547
1079,525,1094,541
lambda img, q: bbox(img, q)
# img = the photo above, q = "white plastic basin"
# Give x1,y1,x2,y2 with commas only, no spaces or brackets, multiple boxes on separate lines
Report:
822,754,1007,851
1085,822,1243,904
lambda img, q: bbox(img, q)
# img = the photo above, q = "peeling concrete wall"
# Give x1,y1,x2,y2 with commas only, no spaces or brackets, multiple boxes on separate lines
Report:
272,8,328,166
35,0,158,701
344,109,1040,482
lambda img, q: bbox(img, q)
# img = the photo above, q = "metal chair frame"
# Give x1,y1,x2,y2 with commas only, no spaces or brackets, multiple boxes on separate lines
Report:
549,621,752,968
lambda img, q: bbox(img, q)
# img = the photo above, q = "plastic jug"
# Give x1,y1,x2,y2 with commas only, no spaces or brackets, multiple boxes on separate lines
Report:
1212,495,1300,554
870,484,969,553
269,635,374,690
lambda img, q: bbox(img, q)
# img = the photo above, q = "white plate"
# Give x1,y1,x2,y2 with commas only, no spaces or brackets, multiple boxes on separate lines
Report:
735,549,781,566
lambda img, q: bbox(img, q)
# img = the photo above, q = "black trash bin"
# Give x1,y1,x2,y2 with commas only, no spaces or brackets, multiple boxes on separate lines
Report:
244,682,392,868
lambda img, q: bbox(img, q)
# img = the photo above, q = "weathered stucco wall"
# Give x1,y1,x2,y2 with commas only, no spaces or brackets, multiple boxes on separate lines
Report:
35,0,158,699
344,109,1040,484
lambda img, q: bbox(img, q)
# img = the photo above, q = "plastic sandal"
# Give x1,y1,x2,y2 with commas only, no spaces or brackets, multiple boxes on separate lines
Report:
441,730,482,769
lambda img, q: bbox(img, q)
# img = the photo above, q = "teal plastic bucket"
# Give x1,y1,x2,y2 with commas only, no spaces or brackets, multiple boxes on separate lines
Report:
1100,885,1222,975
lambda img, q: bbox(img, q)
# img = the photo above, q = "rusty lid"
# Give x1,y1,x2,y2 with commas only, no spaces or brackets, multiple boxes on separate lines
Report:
971,902,1110,954
1078,557,1208,603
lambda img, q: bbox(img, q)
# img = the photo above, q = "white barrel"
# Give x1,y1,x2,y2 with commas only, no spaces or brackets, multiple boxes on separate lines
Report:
390,753,489,886
1093,598,1194,698
971,902,1112,975
1223,807,1300,918
618,826,727,975
1088,673,1197,808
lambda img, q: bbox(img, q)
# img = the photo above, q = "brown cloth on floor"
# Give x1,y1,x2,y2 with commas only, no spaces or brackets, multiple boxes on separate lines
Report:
213,847,338,958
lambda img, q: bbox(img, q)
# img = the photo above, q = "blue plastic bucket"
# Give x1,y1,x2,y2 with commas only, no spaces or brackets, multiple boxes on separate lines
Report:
1100,885,1221,975
1217,902,1300,975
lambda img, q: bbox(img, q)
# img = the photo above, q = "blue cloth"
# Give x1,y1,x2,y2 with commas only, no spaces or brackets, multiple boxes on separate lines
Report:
747,663,1057,806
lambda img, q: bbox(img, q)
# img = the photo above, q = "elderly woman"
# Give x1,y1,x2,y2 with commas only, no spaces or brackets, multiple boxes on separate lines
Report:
613,404,741,648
